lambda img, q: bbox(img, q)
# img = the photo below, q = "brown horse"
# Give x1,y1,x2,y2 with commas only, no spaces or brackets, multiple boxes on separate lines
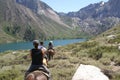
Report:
47,49,55,60
25,70,49,80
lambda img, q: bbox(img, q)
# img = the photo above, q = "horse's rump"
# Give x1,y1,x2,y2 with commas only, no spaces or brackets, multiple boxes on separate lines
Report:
26,70,49,80
47,49,55,55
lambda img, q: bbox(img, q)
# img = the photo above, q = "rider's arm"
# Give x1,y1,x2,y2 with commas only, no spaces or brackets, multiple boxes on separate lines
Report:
29,50,32,59
41,48,45,55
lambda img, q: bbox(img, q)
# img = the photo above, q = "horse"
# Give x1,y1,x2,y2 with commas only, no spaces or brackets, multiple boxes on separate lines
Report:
47,49,55,60
25,70,49,80
25,58,50,80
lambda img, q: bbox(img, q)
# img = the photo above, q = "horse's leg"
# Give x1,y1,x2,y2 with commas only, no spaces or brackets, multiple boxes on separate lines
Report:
48,53,51,60
50,53,52,60
51,52,54,60
50,54,52,60
52,54,53,59
46,52,50,61
49,52,53,60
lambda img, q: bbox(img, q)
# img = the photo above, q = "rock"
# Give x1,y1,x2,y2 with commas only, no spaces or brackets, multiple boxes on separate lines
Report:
12,51,17,54
72,64,109,80
107,35,116,39
118,43,120,50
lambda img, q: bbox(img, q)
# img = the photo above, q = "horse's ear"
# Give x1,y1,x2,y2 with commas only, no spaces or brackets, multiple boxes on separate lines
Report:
26,73,34,80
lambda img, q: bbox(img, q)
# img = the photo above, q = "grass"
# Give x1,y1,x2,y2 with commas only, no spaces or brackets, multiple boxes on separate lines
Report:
0,23,120,80
0,42,120,80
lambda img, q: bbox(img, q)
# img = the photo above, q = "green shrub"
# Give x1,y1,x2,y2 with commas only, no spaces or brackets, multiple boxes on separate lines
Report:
87,46,119,60
80,41,98,49
108,35,120,43
0,69,21,80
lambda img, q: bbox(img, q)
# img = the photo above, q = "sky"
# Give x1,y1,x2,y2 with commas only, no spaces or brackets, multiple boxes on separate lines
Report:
40,0,108,13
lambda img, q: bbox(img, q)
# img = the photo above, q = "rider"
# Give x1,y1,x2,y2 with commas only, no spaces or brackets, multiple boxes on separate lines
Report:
38,41,48,66
48,41,54,50
47,41,55,60
38,41,47,52
25,40,50,80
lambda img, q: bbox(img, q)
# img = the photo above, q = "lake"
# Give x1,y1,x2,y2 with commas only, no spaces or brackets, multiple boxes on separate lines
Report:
0,39,86,53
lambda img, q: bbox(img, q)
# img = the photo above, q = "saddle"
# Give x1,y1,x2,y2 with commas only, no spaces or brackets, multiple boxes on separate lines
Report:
28,65,50,78
33,70,50,78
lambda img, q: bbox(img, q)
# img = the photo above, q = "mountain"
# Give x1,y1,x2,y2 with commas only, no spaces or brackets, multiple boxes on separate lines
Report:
1,0,120,43
59,0,120,36
16,0,69,27
0,0,74,43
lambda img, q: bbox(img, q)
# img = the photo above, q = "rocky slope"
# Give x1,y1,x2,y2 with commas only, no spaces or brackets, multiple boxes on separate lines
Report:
0,0,73,43
1,0,120,43
16,0,68,27
60,0,120,36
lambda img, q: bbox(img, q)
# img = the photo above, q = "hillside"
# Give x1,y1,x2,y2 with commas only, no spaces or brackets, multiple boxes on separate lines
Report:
1,0,120,43
1,0,120,44
0,24,120,80
0,0,76,43
0,0,120,79
60,0,120,36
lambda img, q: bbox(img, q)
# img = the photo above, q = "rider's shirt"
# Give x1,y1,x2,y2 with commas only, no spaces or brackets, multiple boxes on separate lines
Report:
31,49,43,65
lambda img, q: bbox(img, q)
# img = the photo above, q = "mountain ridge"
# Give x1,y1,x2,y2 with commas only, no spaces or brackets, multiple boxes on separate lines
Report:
59,0,120,36
1,0,120,43
0,0,75,43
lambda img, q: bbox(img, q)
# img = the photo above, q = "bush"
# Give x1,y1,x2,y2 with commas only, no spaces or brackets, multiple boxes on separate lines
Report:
0,69,21,80
80,41,98,49
88,47,103,60
88,45,119,60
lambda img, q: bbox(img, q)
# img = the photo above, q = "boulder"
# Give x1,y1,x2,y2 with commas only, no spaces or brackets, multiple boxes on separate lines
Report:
72,64,109,80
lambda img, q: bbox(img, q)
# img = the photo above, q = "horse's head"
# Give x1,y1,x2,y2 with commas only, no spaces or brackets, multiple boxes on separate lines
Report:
25,71,48,80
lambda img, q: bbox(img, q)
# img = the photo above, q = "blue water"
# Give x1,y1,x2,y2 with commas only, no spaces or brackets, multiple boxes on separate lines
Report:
0,39,86,53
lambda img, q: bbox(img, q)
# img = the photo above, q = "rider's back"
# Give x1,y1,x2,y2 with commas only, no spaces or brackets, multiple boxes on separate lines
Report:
31,48,43,65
